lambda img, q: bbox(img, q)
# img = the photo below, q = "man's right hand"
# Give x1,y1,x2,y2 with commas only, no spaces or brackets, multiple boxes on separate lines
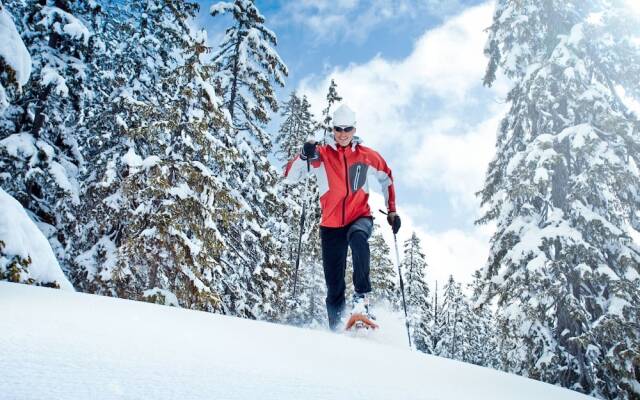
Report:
301,141,318,161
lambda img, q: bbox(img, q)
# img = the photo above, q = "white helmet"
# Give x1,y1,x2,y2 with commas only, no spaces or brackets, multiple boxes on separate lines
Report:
332,104,356,127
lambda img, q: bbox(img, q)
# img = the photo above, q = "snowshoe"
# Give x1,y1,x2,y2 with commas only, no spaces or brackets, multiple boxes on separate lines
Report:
345,293,378,331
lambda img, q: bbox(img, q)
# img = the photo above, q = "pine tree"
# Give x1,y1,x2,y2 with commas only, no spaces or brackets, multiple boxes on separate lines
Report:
274,91,325,326
0,0,103,265
430,275,496,364
479,1,640,397
275,92,317,161
69,1,236,314
209,0,291,320
321,79,342,144
401,232,433,352
463,271,499,368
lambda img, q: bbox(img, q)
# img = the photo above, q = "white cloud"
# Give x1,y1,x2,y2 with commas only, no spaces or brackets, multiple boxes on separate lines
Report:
299,2,507,211
419,227,491,288
403,113,504,213
625,0,640,15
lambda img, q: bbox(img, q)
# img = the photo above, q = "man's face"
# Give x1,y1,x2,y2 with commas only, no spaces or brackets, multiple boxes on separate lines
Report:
333,126,356,147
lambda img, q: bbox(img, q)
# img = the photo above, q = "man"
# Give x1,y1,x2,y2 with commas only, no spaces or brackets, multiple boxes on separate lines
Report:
284,104,401,331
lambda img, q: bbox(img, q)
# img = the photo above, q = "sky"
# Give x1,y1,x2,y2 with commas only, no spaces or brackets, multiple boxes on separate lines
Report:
193,0,511,288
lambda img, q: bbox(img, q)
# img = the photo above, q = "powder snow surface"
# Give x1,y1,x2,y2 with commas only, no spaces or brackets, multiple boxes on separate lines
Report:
0,189,73,290
0,282,592,400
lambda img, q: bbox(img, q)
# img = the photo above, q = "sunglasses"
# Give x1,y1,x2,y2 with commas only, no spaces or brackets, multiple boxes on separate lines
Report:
334,126,354,133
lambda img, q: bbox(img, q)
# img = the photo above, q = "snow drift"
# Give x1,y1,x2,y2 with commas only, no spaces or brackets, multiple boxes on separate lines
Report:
0,188,73,290
0,282,593,400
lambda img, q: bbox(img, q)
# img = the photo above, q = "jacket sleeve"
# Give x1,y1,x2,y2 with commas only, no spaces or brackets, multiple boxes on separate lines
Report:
284,149,323,184
283,155,309,184
372,151,397,213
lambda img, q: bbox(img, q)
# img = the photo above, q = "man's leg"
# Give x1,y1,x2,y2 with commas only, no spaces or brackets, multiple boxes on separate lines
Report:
320,226,349,330
347,217,374,295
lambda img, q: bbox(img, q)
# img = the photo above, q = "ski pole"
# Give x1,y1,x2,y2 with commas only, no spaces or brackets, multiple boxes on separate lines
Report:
394,233,412,349
292,160,312,300
380,210,412,349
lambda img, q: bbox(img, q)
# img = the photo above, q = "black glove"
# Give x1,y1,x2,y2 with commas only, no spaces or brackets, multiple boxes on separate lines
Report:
301,141,318,161
387,212,401,234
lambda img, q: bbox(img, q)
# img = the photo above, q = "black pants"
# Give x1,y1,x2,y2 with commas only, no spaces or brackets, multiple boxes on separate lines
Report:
320,217,373,330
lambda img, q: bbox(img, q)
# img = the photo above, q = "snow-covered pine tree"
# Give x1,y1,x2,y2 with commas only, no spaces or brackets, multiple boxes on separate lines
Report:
0,2,76,292
0,1,31,113
70,1,236,313
209,0,290,320
0,0,102,264
479,1,640,397
463,271,499,368
433,275,466,360
401,232,433,352
458,303,498,367
368,223,399,308
321,79,342,144
493,307,525,375
274,91,325,326
276,93,318,161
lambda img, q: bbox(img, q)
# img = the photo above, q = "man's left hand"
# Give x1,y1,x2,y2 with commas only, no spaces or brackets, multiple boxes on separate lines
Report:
387,212,401,234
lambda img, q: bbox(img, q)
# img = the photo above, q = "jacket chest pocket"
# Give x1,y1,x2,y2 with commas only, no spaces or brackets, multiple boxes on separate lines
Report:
349,163,369,192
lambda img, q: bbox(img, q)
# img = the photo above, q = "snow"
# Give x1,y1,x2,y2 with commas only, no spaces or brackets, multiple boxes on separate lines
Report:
0,85,6,111
615,85,640,117
49,160,80,204
122,148,160,173
0,189,73,290
195,75,220,106
210,2,236,16
626,223,640,246
0,5,32,87
607,297,630,317
41,65,69,96
567,24,584,47
74,235,117,282
168,182,195,199
62,17,91,46
557,124,596,150
122,147,143,168
586,12,604,26
143,288,179,307
38,6,91,46
0,282,593,400
0,132,36,158
142,155,160,169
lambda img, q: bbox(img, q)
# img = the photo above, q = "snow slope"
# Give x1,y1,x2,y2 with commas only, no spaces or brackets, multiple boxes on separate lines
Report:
0,282,593,400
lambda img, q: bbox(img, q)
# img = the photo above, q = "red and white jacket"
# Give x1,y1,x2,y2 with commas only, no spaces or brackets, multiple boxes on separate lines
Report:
284,137,397,228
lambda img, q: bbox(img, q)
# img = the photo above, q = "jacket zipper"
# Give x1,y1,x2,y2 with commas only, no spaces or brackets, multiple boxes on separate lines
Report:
342,152,349,226
353,165,361,191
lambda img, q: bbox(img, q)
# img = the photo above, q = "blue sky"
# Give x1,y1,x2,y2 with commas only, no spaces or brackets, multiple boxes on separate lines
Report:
196,0,486,82
194,0,510,286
